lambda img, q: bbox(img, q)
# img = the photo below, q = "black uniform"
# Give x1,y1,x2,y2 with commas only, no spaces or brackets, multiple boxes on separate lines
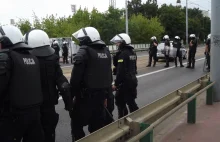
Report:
0,44,44,142
70,43,112,141
33,52,73,142
114,45,139,119
206,39,211,70
62,43,69,64
187,38,197,69
173,39,184,67
164,40,170,67
147,40,158,67
52,43,60,58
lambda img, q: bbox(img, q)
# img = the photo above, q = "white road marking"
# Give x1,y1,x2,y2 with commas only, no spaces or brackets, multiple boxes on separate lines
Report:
137,57,205,78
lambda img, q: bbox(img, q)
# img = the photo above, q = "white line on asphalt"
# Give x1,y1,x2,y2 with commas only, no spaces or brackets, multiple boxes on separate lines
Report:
59,57,205,100
137,57,205,78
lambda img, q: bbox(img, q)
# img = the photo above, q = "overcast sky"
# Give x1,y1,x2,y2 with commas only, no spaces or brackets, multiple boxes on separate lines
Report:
0,0,211,25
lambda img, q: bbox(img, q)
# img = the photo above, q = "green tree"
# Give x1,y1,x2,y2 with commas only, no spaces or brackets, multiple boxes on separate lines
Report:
32,11,42,29
16,19,32,34
141,0,158,18
129,14,164,43
158,4,185,40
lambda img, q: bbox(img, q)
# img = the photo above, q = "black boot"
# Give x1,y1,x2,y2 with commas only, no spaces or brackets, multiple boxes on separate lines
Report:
186,62,191,68
191,61,195,69
164,64,169,68
179,58,184,67
153,61,156,67
174,58,177,67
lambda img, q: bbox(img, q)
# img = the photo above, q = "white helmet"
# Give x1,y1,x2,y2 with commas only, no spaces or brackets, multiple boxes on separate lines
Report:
72,27,104,45
189,34,196,38
24,29,54,56
151,36,157,40
163,35,169,40
110,33,131,45
207,34,211,39
0,25,28,48
53,40,58,44
175,36,180,40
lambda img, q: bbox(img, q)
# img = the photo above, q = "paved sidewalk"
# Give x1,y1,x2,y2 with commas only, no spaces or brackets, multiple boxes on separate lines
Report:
161,102,220,142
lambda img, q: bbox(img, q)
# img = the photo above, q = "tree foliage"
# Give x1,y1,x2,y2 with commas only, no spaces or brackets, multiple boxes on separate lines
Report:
15,0,210,44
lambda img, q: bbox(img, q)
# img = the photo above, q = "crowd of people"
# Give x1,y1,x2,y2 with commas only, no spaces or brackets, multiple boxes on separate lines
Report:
0,24,211,142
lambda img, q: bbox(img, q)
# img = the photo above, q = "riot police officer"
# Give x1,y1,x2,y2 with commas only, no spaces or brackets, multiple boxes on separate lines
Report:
70,27,112,141
62,39,69,64
52,40,60,57
163,35,170,68
111,33,139,119
205,34,211,71
186,34,197,69
173,36,184,67
24,29,73,142
147,36,158,67
0,25,44,141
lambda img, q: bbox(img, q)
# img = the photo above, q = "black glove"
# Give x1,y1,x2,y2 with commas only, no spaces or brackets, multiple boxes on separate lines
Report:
59,82,74,111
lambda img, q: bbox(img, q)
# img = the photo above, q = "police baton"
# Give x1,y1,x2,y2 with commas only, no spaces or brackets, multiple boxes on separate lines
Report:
104,107,114,122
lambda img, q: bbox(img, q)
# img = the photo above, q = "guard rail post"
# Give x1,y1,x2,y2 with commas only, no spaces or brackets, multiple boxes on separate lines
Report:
140,123,153,142
187,93,196,124
206,81,214,105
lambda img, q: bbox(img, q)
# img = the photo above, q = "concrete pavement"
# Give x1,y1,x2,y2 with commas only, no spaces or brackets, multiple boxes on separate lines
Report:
161,102,220,142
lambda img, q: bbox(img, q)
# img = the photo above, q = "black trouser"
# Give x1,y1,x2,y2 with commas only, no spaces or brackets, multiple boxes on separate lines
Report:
0,107,44,142
115,87,139,119
187,49,196,68
148,51,157,66
105,89,115,125
70,90,107,141
165,54,169,66
206,53,210,69
63,53,68,64
174,49,183,66
40,105,59,142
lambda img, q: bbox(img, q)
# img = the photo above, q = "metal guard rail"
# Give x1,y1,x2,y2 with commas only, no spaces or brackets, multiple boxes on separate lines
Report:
77,73,214,142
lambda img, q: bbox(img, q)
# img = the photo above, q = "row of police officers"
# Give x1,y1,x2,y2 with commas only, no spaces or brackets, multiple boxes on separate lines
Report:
146,34,198,68
0,25,139,142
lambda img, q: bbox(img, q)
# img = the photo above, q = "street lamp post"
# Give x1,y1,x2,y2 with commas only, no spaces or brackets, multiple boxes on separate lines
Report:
125,0,128,34
186,0,188,46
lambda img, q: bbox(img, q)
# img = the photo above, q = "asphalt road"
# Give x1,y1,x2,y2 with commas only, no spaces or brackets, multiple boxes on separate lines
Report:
55,47,206,142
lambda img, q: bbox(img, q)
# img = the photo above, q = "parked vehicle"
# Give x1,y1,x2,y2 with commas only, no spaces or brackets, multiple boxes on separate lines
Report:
156,41,187,61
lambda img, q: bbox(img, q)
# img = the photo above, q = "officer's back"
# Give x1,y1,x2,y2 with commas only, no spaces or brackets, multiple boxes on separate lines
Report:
70,27,112,141
24,29,73,142
0,25,44,142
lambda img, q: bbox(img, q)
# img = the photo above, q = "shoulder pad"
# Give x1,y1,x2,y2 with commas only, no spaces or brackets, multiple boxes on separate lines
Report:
73,55,83,65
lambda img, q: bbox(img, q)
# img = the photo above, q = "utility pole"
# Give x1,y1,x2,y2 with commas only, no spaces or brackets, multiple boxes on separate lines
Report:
125,0,128,34
186,0,188,46
211,0,220,101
